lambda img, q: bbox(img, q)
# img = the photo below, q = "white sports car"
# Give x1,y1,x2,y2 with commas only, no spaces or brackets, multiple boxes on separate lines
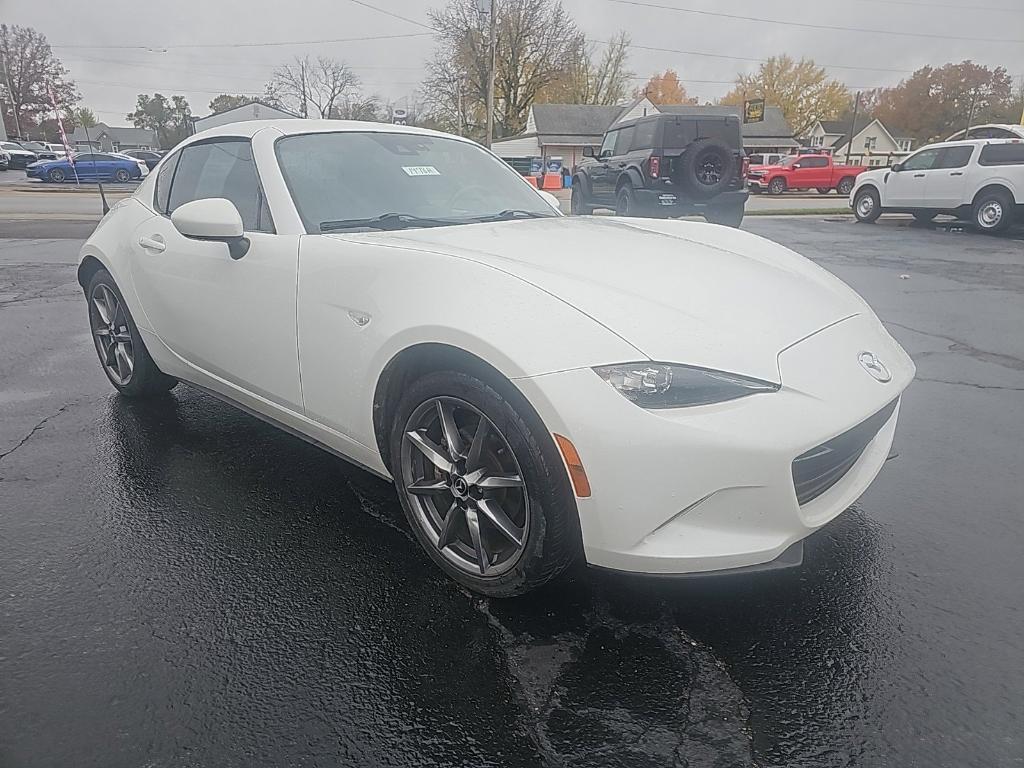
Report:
78,120,915,596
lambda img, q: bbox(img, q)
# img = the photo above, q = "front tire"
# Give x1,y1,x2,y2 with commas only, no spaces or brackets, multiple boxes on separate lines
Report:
768,177,786,196
114,168,131,183
48,167,66,183
972,189,1013,234
853,187,881,223
570,181,594,215
390,370,579,597
816,187,831,195
704,204,744,228
87,269,177,398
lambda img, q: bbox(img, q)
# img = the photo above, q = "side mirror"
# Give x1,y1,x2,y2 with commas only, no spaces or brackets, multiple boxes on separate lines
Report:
891,162,903,172
171,197,250,259
582,146,595,158
537,189,561,212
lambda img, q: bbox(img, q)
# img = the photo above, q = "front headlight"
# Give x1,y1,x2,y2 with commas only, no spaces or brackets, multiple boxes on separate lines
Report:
593,363,779,409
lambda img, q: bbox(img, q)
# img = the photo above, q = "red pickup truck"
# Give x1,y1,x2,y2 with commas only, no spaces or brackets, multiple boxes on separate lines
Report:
747,154,868,196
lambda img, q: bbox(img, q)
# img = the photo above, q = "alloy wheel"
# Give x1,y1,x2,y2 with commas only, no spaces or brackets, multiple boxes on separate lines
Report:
697,154,724,186
400,396,529,577
89,283,135,385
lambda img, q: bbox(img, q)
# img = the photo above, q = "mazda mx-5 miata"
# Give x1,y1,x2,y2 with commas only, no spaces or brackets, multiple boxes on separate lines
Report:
78,120,914,596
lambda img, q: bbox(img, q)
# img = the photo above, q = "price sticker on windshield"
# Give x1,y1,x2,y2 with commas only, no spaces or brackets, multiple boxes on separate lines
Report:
402,166,441,177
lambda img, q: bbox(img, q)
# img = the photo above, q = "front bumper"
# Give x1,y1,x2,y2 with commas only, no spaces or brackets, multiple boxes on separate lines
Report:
747,176,767,190
515,313,914,575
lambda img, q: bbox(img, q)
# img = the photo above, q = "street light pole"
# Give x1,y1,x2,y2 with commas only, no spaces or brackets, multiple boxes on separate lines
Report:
485,0,497,148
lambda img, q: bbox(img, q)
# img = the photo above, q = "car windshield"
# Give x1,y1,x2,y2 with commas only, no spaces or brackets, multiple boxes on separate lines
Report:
275,131,558,233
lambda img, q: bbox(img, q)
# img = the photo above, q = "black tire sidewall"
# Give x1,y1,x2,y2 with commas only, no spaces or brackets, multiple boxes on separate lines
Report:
769,177,786,195
837,178,854,196
677,139,735,198
49,168,65,182
705,205,744,228
389,370,579,597
115,169,130,182
87,269,175,397
570,183,590,215
616,184,634,216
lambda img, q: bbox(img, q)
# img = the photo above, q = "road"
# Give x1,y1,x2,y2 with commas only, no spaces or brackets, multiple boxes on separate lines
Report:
1,216,1022,767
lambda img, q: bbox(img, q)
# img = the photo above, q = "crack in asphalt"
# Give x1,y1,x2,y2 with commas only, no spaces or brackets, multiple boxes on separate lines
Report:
916,376,1024,391
885,321,1024,372
0,402,76,464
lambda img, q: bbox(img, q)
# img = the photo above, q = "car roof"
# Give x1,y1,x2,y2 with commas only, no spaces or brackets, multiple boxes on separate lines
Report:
186,119,459,143
917,137,1024,150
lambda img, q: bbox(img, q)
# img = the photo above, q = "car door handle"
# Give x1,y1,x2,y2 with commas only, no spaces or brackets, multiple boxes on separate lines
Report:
950,171,964,176
138,235,165,252
913,173,925,178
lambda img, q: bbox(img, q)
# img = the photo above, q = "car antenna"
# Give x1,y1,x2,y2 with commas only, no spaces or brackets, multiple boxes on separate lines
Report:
81,124,110,215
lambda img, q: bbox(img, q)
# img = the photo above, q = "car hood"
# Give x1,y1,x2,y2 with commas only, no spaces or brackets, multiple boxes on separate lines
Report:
356,217,870,382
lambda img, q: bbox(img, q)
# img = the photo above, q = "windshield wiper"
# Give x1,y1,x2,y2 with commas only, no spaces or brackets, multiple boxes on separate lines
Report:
320,213,456,232
470,209,556,222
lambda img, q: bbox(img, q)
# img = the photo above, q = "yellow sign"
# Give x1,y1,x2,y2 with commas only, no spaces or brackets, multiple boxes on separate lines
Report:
744,98,765,124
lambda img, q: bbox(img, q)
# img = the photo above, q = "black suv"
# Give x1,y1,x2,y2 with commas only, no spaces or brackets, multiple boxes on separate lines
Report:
571,113,749,227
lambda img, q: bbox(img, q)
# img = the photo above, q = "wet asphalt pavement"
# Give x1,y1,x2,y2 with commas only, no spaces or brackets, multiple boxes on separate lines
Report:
1,217,1022,768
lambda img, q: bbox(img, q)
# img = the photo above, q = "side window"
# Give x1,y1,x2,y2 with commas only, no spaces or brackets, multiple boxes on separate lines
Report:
613,126,635,155
978,143,1024,166
631,121,657,151
902,148,940,171
154,150,181,214
599,131,617,157
76,154,95,163
167,140,274,233
936,146,974,169
802,157,828,168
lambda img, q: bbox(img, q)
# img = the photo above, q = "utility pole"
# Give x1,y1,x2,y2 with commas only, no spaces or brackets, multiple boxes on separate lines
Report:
484,0,497,147
845,91,860,166
0,46,21,138
965,87,979,133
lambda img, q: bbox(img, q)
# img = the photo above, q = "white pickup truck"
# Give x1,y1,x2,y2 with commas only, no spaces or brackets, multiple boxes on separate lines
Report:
850,138,1024,233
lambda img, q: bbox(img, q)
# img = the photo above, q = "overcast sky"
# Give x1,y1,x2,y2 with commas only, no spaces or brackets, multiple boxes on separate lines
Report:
5,0,1023,124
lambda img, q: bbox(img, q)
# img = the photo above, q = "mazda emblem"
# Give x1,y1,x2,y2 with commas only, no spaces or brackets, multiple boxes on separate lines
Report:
858,351,892,383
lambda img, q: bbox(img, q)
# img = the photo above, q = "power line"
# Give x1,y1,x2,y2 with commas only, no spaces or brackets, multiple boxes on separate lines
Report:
604,0,1024,43
51,32,433,51
346,0,437,31
855,0,1023,11
588,39,913,74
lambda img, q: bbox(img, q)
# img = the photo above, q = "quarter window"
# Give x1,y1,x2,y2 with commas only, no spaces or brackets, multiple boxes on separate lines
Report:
154,150,181,214
978,143,1024,166
166,139,274,233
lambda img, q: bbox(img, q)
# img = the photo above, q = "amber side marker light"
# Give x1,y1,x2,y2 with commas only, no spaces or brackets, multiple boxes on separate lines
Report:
553,433,592,498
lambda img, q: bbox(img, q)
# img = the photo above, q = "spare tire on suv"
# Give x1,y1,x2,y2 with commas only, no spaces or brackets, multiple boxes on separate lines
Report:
674,138,736,198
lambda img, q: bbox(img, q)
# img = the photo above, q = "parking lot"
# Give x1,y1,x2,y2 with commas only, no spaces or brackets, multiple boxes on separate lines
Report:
1,212,1022,767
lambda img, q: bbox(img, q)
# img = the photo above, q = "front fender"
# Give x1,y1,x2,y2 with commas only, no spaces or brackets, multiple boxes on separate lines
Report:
295,233,644,452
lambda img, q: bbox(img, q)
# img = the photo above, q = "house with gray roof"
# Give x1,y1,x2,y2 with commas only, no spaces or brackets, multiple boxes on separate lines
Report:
71,123,158,152
807,116,915,166
492,97,797,168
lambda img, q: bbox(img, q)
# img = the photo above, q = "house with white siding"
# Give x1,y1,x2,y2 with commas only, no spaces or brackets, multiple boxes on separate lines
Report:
807,117,914,167
492,98,797,168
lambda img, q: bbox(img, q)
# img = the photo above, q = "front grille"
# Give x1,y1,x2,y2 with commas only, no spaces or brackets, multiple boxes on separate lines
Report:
792,399,898,506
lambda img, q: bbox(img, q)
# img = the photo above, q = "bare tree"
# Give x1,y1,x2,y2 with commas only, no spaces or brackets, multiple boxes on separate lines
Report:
333,94,383,121
267,55,359,119
540,32,633,106
422,0,584,139
0,24,79,136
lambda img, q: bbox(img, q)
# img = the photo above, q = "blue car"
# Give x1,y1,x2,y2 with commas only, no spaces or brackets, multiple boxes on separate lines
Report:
26,152,146,183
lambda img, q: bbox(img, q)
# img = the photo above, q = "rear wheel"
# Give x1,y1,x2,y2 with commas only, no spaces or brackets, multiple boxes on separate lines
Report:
972,189,1013,234
853,187,881,223
570,181,594,215
615,183,637,216
836,177,856,196
704,204,744,228
816,187,831,195
390,370,579,597
87,269,177,397
768,177,787,196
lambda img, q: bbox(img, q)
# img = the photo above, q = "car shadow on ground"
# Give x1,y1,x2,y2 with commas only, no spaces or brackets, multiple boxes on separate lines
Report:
101,386,896,767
